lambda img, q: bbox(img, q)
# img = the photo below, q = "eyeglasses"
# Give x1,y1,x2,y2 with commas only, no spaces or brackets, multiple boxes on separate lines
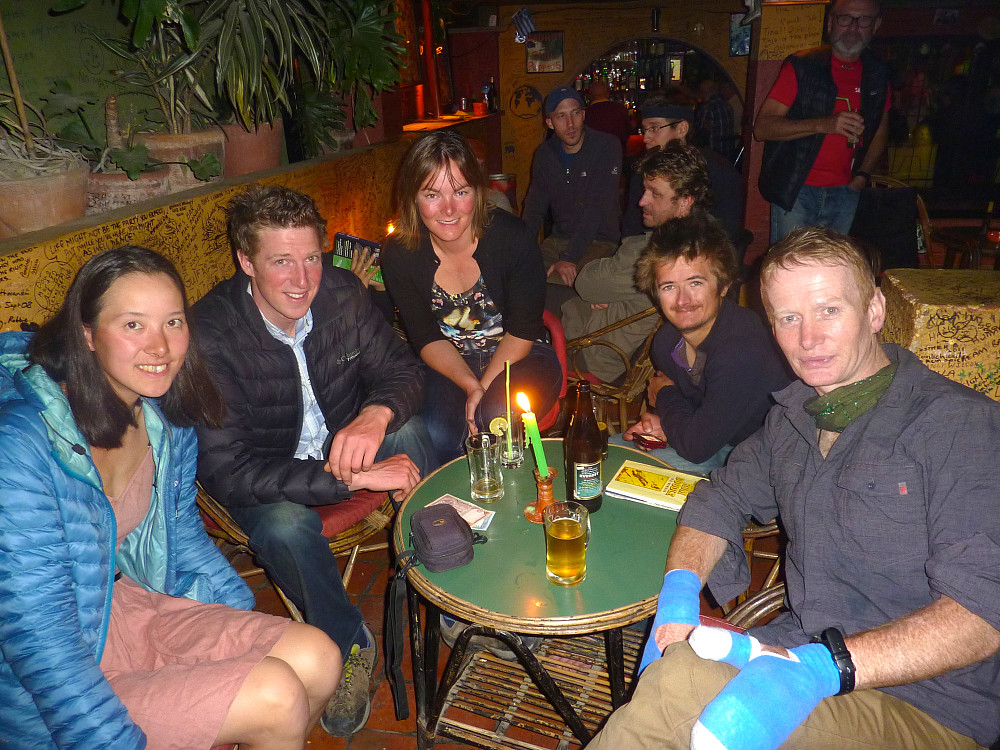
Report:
832,13,878,27
639,121,683,135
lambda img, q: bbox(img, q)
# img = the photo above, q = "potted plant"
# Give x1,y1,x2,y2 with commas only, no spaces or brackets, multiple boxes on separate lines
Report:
288,0,405,159
0,11,88,239
53,0,328,183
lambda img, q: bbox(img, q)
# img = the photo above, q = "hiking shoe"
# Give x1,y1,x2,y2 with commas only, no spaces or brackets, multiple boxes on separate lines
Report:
440,614,541,662
320,624,376,737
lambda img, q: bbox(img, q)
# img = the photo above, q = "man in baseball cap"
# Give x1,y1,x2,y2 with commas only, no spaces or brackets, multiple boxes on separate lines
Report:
522,84,623,313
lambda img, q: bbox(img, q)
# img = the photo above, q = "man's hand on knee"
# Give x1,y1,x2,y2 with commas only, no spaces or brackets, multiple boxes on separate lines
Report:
326,405,393,480
638,569,701,675
343,454,421,496
688,627,839,750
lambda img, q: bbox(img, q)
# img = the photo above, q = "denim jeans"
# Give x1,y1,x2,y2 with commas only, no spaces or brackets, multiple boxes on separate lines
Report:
610,433,732,477
770,184,862,243
228,416,436,654
420,342,563,463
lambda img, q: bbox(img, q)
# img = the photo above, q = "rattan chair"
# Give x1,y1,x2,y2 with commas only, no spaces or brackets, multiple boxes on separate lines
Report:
725,582,787,630
196,484,393,621
721,520,783,616
564,307,662,433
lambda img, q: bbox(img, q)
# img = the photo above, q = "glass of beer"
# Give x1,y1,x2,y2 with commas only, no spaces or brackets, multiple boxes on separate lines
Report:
466,432,504,502
542,501,591,585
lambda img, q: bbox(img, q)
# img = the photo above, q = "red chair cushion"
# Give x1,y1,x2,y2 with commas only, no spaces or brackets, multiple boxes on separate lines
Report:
539,309,569,431
313,490,387,537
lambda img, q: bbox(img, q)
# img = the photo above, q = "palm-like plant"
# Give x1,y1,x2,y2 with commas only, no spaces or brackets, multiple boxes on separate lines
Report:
53,0,329,134
324,0,405,132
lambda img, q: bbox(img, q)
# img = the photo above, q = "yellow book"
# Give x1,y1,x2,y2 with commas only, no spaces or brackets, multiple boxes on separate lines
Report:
605,459,707,512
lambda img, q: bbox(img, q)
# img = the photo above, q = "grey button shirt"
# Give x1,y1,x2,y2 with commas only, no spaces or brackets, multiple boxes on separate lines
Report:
678,344,1000,747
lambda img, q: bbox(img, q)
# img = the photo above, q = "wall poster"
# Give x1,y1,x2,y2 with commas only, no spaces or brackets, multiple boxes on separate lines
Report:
526,31,564,73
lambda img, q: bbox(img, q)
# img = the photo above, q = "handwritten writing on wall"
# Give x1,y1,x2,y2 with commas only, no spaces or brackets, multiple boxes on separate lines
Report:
0,140,411,333
758,3,827,62
883,270,1000,401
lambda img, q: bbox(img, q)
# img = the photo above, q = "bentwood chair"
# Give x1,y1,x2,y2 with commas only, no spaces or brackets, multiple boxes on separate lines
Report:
721,520,783,616
725,582,787,630
564,307,663,434
196,484,393,621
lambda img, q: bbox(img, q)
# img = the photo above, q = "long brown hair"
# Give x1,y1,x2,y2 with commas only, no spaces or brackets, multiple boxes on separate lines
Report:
392,131,490,250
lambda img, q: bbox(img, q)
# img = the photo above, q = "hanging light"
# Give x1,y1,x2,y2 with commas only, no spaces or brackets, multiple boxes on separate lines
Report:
651,7,661,32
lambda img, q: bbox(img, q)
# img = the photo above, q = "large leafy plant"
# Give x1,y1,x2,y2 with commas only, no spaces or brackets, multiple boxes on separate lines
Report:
52,0,329,134
324,0,405,132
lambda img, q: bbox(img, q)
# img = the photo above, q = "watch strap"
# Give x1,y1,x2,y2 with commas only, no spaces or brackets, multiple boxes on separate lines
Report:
813,626,856,695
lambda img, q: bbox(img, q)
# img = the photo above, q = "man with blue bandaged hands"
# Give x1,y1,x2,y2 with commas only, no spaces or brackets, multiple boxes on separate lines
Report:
587,227,1000,750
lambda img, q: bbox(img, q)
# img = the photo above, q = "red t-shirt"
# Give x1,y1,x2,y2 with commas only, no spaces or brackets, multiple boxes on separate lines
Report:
767,56,890,187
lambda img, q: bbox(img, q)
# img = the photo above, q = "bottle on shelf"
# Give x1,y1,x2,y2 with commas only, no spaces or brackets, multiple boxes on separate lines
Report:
564,382,603,513
486,77,499,114
980,200,996,240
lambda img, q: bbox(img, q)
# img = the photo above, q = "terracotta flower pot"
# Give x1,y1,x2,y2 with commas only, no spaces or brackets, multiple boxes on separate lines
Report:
0,161,89,240
86,167,172,215
136,129,226,194
222,120,284,177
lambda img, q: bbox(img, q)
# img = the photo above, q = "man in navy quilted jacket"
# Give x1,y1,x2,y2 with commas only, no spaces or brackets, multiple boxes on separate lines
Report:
193,186,436,738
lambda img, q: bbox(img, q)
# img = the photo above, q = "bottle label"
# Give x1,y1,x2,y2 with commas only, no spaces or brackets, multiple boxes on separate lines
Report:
573,461,602,500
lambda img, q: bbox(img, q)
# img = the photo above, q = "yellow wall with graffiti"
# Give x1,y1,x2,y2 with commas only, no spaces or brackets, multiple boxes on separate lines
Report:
0,142,415,331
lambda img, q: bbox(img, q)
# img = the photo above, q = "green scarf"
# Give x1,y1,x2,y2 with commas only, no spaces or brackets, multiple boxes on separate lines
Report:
803,362,899,433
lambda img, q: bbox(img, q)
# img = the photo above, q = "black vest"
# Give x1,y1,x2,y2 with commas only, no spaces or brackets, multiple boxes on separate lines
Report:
758,46,889,211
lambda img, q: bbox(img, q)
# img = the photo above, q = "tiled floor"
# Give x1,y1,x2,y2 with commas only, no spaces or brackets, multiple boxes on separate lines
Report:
233,530,473,750
231,523,779,749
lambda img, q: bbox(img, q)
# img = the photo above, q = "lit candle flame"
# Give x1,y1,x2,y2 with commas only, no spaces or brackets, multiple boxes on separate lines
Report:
386,223,395,235
516,392,531,413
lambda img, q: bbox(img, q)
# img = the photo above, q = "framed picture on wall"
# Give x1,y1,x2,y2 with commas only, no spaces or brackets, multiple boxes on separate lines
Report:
730,13,752,56
526,31,564,74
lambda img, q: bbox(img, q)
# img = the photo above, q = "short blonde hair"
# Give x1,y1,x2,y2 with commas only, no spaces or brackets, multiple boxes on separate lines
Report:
392,131,489,250
760,227,876,315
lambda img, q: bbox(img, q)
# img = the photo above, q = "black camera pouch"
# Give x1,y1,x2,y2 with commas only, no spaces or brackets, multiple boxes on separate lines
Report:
386,504,486,719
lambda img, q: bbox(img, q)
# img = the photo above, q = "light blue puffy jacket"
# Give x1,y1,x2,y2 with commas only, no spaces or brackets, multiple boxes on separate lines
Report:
0,332,255,749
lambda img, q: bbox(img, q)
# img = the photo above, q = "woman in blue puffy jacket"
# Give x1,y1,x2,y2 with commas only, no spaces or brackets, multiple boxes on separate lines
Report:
0,246,341,749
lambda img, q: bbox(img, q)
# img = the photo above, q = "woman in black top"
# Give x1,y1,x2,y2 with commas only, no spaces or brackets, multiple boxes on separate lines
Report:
381,132,562,462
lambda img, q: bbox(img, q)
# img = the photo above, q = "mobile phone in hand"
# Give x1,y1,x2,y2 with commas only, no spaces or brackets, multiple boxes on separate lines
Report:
633,433,667,450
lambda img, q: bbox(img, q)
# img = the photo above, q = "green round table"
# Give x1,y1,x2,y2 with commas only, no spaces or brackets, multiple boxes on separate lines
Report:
393,440,677,748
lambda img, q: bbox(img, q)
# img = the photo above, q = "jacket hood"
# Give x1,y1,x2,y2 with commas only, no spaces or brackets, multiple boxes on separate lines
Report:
0,331,102,489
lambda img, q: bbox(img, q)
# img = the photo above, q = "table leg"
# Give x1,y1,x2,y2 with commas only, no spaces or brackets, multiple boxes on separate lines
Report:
408,586,436,750
463,625,594,744
605,628,627,708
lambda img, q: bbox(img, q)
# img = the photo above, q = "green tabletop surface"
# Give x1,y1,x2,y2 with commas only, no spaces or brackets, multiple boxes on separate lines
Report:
394,440,678,635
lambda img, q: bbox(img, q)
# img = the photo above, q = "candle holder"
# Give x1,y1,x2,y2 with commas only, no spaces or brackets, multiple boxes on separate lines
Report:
524,467,557,523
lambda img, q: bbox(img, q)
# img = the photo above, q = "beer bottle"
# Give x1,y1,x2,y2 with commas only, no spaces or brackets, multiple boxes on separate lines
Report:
564,382,603,513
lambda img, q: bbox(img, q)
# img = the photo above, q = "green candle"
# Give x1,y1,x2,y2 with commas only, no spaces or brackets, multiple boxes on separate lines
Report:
505,360,513,456
516,392,547,476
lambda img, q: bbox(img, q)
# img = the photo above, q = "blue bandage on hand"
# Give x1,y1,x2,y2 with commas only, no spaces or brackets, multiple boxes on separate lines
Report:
637,569,701,675
690,642,841,750
689,625,763,669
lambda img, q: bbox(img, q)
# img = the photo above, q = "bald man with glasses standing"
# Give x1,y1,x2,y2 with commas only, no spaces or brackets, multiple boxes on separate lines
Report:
755,0,890,243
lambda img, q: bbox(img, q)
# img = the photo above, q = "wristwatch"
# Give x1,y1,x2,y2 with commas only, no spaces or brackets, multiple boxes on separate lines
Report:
853,170,871,185
813,627,856,695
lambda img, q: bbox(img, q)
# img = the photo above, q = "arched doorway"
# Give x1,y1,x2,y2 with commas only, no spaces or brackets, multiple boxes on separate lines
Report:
578,37,740,114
